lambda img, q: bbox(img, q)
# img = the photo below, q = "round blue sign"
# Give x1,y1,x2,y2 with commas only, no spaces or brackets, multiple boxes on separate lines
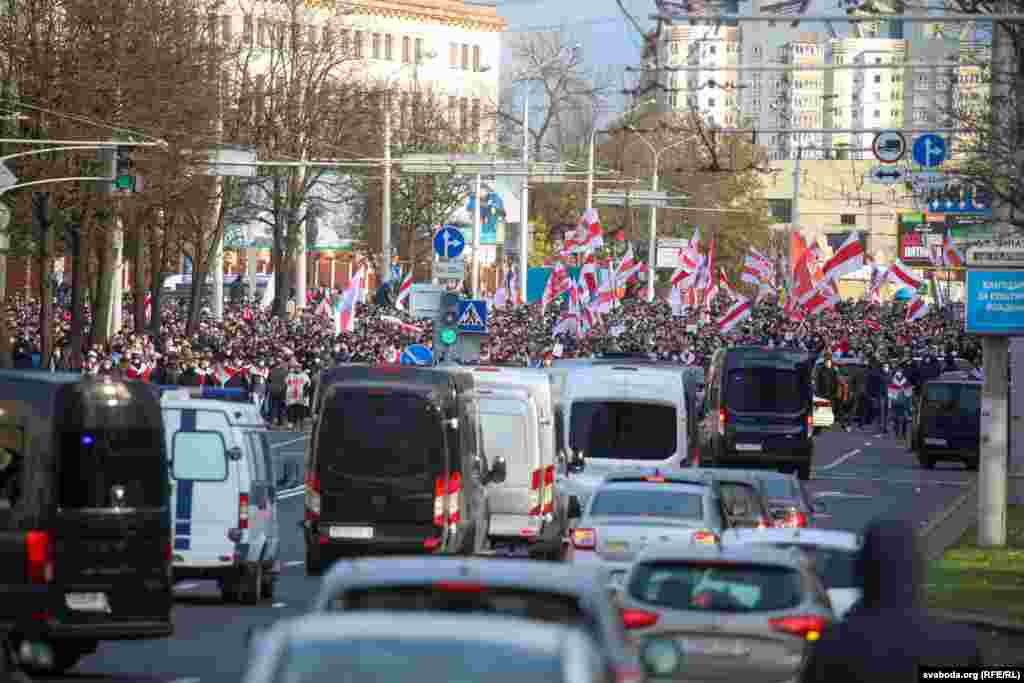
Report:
433,226,465,259
401,344,434,366
912,134,946,168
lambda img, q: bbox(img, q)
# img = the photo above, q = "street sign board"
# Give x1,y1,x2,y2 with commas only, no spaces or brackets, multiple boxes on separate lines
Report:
0,163,17,191
456,299,488,334
593,190,670,207
656,238,688,269
401,344,434,366
433,226,466,259
203,146,257,177
867,165,906,185
926,198,990,214
966,269,1024,336
907,171,950,189
966,239,1024,269
872,131,906,163
912,134,947,168
432,259,467,281
409,283,444,319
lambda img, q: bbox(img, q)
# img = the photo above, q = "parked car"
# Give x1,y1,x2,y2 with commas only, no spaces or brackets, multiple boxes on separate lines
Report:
244,612,609,683
619,544,833,682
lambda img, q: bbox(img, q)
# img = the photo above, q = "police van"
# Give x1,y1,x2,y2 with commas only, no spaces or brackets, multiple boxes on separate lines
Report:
464,367,567,559
161,389,280,603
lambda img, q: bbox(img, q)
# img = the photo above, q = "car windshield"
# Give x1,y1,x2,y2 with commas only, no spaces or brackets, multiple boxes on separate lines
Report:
276,637,563,683
629,561,804,613
589,489,703,520
775,545,859,589
570,401,676,460
726,368,804,413
924,384,981,416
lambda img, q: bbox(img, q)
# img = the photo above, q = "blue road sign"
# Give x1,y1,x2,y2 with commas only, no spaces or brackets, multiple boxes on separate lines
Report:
401,344,434,366
966,269,1024,336
433,226,465,259
912,134,947,168
927,198,992,215
456,299,488,334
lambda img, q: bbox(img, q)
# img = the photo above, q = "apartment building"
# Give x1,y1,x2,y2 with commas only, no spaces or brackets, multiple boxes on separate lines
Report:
651,23,743,128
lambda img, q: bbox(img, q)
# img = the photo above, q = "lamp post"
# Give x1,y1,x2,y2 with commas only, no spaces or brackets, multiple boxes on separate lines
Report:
586,97,656,209
515,44,579,304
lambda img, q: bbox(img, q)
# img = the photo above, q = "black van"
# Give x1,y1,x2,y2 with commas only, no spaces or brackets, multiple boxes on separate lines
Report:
697,347,816,480
911,372,981,470
303,366,503,574
0,371,173,673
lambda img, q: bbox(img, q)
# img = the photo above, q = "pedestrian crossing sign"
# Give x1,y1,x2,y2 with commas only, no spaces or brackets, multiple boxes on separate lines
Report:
456,299,488,334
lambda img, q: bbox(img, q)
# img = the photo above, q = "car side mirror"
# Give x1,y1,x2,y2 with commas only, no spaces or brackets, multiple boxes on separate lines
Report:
567,495,582,519
488,456,507,485
227,446,243,462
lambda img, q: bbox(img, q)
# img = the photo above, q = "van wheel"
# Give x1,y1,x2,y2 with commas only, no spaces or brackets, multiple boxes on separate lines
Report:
239,564,264,604
261,570,276,600
305,544,323,576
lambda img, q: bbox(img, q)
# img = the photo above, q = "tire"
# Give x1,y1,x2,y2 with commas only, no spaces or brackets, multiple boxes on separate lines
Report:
261,569,276,600
305,543,323,576
239,563,264,604
17,641,83,675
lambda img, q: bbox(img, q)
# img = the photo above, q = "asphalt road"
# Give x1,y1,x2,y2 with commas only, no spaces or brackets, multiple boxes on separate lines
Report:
40,427,974,683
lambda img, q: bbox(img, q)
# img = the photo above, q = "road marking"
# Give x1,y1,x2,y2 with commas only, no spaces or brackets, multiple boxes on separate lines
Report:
864,441,873,446
277,489,305,500
270,435,309,450
813,474,970,487
813,491,872,499
285,560,304,567
273,602,287,608
816,449,862,471
169,678,201,683
174,583,199,591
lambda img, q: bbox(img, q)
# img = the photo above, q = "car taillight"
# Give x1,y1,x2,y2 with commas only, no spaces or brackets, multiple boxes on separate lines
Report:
238,493,250,530
434,477,446,527
757,517,770,529
807,413,814,431
718,408,727,435
621,608,659,630
570,528,596,549
165,542,172,562
305,473,321,521
434,581,484,593
776,511,808,528
528,468,542,516
541,465,555,515
447,473,462,526
26,531,54,584
769,615,827,641
814,399,831,408
693,530,719,545
614,665,644,683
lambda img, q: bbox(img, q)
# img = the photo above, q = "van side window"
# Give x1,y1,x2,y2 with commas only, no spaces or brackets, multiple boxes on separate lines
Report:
172,432,228,482
554,405,565,455
0,423,23,510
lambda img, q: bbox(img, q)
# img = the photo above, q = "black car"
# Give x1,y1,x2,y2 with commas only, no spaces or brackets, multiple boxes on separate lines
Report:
303,366,505,574
698,347,815,479
911,372,981,470
0,371,173,674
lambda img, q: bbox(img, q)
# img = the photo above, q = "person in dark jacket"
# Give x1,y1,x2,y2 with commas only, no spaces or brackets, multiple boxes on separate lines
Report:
864,362,883,431
800,517,983,683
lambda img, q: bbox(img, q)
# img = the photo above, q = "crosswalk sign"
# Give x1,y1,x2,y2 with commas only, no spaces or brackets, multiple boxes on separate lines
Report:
457,299,488,334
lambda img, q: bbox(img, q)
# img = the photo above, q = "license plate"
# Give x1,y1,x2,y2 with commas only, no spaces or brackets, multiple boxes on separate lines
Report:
605,541,628,553
329,526,374,539
65,592,110,613
735,443,762,452
925,437,948,446
678,638,745,656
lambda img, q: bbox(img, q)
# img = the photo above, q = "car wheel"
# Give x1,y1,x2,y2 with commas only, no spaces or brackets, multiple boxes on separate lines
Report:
17,641,84,675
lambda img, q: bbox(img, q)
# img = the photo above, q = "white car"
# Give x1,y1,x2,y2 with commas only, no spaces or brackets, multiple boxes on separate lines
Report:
813,395,835,432
720,527,862,619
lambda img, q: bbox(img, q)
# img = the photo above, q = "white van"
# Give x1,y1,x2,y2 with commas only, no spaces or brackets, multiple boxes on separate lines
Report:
467,366,567,559
162,393,280,603
557,364,689,504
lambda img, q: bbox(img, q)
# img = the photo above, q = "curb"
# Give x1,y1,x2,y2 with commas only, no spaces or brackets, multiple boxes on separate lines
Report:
918,479,978,561
929,608,1024,635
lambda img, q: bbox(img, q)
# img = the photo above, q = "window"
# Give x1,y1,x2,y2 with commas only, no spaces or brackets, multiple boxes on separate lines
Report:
384,34,393,60
449,95,457,125
874,74,882,83
0,424,23,510
708,98,715,107
753,46,761,56
257,18,268,48
471,99,480,142
449,42,458,67
248,433,269,483
60,427,166,509
459,97,468,135
322,25,333,49
354,31,363,58
590,489,704,519
461,43,469,69
472,45,481,71
402,36,411,63
221,15,232,44
415,37,423,62
725,367,804,413
569,401,676,461
708,45,716,54
173,432,228,481
372,33,381,59
629,562,805,612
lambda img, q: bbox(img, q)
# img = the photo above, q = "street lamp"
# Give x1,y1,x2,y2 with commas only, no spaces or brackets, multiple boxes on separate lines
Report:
514,43,580,304
621,125,692,302
586,97,657,209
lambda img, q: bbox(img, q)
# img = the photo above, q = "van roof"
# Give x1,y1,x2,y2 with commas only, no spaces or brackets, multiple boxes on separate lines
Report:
161,398,265,427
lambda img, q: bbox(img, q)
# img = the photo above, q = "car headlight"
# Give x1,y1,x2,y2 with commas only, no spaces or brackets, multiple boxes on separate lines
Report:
640,638,681,677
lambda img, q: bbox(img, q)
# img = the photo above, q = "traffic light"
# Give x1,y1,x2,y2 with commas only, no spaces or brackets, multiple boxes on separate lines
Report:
98,146,143,194
438,293,460,348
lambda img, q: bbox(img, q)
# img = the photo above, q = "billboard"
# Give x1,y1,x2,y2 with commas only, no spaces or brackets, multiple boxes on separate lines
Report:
897,212,997,267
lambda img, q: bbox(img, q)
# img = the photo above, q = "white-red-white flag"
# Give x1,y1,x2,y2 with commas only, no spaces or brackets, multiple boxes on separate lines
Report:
395,270,414,310
822,232,865,283
542,262,573,312
335,267,365,334
887,260,924,291
906,295,929,322
718,295,752,334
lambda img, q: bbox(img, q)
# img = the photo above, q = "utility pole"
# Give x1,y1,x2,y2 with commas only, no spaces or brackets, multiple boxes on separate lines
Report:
519,87,530,305
382,91,392,288
978,8,1015,548
32,192,54,367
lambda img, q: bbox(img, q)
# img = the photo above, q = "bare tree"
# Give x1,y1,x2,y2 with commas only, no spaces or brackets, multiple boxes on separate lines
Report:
223,0,368,314
496,31,612,161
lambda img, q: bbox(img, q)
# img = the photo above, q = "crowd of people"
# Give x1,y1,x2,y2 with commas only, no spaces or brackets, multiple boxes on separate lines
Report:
2,281,978,431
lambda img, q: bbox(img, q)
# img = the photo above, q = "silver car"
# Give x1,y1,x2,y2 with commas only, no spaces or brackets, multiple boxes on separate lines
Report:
619,544,833,683
565,471,729,591
721,527,862,619
244,612,609,683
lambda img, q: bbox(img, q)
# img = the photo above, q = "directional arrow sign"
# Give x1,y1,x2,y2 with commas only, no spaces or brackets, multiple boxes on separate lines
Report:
433,226,465,259
868,165,906,185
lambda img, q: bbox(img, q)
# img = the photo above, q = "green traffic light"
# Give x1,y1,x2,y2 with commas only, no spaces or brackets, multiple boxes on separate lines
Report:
440,329,457,346
115,174,133,191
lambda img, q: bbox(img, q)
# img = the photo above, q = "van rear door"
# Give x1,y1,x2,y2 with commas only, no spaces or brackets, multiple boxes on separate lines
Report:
316,388,446,541
723,365,810,448
164,408,238,566
477,393,538,538
53,388,171,629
